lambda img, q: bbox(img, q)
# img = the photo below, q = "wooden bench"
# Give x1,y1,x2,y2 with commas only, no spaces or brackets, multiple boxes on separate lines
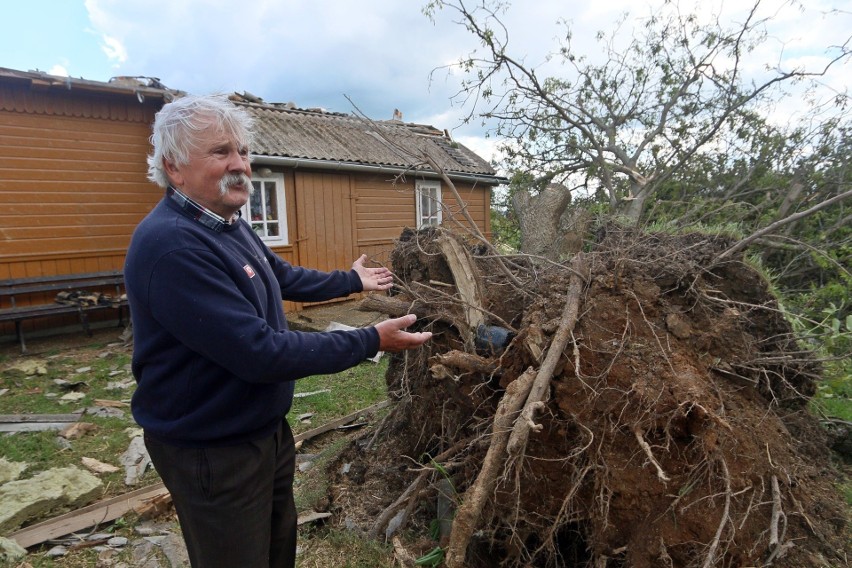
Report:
0,270,128,353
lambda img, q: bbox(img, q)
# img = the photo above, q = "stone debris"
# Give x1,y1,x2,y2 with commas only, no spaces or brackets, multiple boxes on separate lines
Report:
120,436,152,486
58,391,86,403
0,466,103,533
3,360,48,377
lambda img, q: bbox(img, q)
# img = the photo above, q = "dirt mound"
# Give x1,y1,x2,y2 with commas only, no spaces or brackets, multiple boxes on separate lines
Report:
327,226,849,567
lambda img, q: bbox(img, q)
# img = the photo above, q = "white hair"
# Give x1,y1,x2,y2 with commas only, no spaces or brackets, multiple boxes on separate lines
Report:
147,94,255,188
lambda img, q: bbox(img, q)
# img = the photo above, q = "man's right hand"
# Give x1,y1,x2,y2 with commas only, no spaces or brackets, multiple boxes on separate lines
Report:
374,314,432,352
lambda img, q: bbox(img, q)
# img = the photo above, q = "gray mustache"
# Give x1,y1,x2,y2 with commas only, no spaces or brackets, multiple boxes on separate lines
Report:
219,173,253,196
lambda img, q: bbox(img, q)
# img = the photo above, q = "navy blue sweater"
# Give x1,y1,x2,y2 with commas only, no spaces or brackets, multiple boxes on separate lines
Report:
125,196,380,447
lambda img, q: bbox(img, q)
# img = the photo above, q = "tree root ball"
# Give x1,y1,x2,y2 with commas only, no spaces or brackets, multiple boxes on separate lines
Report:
327,226,849,568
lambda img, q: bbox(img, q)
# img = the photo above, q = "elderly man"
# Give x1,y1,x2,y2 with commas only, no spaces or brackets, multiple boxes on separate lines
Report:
125,94,430,568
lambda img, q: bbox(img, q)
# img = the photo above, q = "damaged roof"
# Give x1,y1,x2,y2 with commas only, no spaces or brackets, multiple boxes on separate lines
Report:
237,98,504,184
0,67,503,184
0,66,181,102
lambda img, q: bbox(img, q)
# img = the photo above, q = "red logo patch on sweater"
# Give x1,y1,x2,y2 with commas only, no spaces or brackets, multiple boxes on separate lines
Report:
243,264,256,278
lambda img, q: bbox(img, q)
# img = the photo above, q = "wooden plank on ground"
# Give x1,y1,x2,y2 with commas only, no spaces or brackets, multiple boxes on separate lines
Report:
8,483,169,549
293,400,389,444
0,413,81,433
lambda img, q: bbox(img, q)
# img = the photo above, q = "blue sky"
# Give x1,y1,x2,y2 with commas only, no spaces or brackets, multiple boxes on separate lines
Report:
2,0,850,162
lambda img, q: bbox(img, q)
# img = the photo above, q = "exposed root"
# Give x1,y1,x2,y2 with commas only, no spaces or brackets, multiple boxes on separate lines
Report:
701,456,732,568
766,474,789,565
368,439,469,540
633,426,671,484
444,367,537,568
329,226,845,568
506,253,588,461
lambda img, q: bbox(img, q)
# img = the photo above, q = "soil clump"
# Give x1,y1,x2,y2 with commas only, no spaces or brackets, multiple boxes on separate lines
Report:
326,226,849,567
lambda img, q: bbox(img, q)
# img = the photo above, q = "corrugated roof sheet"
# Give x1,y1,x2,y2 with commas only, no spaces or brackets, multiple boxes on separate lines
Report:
241,102,499,179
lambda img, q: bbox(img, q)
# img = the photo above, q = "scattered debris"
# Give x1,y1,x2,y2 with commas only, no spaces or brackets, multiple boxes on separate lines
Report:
84,406,125,419
2,360,48,377
58,421,97,440
7,483,169,548
293,389,331,398
119,436,152,486
0,458,27,484
0,467,103,534
293,400,390,445
0,414,83,434
58,392,86,403
94,399,130,408
81,457,119,474
52,378,87,391
0,536,27,562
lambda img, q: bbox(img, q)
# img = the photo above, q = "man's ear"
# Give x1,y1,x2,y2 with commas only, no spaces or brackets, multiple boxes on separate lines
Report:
163,159,184,188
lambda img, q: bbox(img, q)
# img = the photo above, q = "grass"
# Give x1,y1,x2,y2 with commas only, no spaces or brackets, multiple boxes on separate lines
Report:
288,358,388,434
812,373,852,422
297,528,394,567
0,334,394,567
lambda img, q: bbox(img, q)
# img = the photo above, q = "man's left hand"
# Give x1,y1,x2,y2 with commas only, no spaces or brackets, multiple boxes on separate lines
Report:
352,254,393,291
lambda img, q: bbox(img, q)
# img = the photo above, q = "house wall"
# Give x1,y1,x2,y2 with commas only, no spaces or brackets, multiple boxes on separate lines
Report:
273,169,492,309
353,173,492,267
0,81,165,338
0,81,495,340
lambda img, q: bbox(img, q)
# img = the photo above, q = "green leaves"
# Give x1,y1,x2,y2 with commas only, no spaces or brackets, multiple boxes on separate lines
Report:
415,546,445,566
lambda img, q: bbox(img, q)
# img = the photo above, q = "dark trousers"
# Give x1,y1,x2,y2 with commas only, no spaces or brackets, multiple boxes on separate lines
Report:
144,420,297,568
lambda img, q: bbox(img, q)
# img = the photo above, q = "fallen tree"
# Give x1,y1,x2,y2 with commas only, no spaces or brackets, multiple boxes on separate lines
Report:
327,225,849,567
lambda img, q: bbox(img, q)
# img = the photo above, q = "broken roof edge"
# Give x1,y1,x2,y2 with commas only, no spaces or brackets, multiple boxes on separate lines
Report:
252,155,508,186
0,67,182,101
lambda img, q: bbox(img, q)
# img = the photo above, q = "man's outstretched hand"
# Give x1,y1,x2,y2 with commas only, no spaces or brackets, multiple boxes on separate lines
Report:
352,254,393,292
374,314,432,352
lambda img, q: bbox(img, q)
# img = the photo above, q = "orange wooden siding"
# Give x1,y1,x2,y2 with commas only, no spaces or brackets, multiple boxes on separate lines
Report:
0,84,162,337
0,78,496,340
0,102,161,264
353,174,491,267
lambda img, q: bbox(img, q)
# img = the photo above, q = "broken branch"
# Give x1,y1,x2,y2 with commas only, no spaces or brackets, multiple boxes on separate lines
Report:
506,253,588,459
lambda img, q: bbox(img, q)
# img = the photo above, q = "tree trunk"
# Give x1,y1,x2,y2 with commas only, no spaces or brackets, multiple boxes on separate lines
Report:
512,183,585,260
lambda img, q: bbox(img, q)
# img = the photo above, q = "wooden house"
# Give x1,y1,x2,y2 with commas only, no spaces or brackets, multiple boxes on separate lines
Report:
0,68,504,341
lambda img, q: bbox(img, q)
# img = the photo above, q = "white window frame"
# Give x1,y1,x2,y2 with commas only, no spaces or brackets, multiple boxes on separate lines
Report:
415,179,443,228
242,172,288,244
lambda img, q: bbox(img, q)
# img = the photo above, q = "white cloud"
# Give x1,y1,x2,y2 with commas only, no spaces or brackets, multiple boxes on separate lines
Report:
48,65,69,77
101,35,128,65
73,0,850,157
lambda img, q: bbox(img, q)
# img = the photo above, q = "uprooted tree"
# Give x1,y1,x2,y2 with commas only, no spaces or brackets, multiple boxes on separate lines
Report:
326,3,849,565
327,226,848,567
426,0,851,225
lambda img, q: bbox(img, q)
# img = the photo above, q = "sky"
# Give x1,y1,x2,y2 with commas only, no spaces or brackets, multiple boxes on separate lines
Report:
1,0,850,163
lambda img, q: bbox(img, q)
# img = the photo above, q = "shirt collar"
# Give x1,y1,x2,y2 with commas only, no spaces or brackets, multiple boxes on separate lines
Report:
166,185,239,233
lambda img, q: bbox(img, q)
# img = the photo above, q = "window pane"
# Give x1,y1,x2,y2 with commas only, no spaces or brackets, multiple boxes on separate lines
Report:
250,186,263,221
266,187,278,221
267,222,279,237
